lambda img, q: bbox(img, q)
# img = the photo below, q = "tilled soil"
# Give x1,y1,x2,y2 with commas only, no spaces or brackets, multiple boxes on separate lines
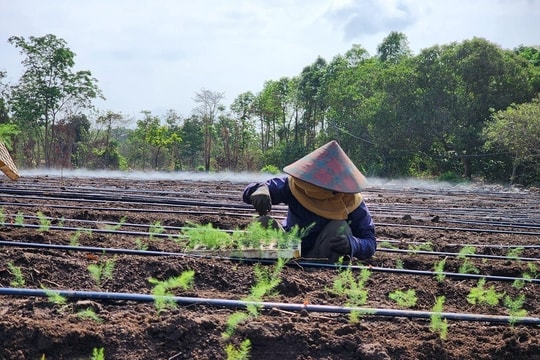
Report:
0,173,539,360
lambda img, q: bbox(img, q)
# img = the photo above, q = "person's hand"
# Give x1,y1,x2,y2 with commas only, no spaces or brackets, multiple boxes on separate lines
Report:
329,234,351,262
250,185,271,216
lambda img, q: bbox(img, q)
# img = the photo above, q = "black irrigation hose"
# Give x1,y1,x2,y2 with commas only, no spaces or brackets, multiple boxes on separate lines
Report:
379,248,540,262
381,238,540,249
1,240,538,284
377,222,540,237
1,287,538,325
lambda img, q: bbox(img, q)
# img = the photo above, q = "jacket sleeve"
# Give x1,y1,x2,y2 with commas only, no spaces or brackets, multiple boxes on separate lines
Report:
242,176,289,205
347,201,377,259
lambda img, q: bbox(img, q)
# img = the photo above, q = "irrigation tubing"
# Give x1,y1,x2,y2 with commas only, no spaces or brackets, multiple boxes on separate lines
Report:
379,248,540,262
1,240,538,284
0,287,538,325
376,222,540,237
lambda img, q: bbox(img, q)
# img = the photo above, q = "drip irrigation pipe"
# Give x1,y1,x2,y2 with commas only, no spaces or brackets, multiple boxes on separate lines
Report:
381,238,540,249
0,287,538,325
377,222,540,237
378,248,540,262
1,240,538,284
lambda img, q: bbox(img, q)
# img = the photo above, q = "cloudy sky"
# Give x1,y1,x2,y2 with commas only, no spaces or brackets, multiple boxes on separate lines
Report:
1,0,539,121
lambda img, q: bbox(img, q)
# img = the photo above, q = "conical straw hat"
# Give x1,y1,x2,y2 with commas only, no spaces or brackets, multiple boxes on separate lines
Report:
0,142,20,181
283,140,366,193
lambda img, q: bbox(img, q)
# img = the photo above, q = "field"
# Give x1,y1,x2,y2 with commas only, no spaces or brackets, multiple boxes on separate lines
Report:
0,171,539,360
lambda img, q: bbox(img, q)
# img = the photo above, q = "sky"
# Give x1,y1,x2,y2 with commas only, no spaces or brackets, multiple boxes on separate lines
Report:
1,0,539,122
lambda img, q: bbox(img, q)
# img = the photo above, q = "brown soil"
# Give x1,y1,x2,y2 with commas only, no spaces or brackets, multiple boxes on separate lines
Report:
0,174,539,360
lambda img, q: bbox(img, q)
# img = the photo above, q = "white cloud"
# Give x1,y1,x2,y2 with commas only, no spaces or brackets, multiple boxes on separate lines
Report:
1,0,539,119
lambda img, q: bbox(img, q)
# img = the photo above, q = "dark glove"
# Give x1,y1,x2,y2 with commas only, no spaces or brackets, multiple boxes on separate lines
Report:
250,185,271,216
329,234,351,262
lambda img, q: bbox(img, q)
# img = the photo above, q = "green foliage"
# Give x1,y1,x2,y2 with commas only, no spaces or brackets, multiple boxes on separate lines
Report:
457,246,476,259
0,207,4,224
148,270,195,314
77,308,103,323
503,294,528,325
408,242,433,254
7,262,25,287
433,258,446,282
388,289,417,308
8,34,103,168
148,221,165,240
87,257,116,287
328,266,371,323
458,259,480,275
260,165,280,174
483,96,540,185
506,247,524,261
42,288,67,307
223,259,286,339
225,339,252,360
104,217,127,231
91,347,105,360
184,222,233,250
466,278,505,306
513,262,538,290
15,211,25,226
36,211,51,231
430,296,448,340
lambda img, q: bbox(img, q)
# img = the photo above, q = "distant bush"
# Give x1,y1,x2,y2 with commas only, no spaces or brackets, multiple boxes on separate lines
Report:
260,165,280,174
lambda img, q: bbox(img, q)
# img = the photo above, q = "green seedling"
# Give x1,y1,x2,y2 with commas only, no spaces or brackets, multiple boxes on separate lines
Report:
148,220,165,240
134,237,149,251
223,258,286,339
36,211,51,231
15,211,25,226
457,246,476,259
395,258,404,269
377,241,398,249
88,257,116,288
104,216,127,231
7,262,25,287
466,278,505,306
503,294,527,326
225,338,252,360
91,347,105,360
389,289,417,308
506,247,524,261
458,258,479,275
328,265,371,323
77,308,103,323
430,295,448,340
183,222,233,250
0,207,5,224
69,228,93,246
148,270,195,315
513,263,538,289
42,287,68,306
408,241,433,254
433,258,446,282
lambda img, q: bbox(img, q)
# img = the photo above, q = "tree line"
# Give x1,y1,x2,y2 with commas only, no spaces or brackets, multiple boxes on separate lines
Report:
1,32,539,186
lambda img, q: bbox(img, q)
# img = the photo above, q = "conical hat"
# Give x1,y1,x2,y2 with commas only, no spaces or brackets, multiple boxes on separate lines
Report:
283,140,367,193
0,142,19,181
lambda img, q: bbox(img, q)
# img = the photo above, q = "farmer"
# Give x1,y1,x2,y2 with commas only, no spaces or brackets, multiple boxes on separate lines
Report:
243,140,376,262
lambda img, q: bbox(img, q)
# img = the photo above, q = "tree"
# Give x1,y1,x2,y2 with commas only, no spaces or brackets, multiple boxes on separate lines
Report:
193,88,225,171
377,31,412,63
8,34,103,167
483,97,540,185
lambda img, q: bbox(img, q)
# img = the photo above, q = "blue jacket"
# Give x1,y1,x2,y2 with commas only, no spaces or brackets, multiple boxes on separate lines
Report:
243,176,376,259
